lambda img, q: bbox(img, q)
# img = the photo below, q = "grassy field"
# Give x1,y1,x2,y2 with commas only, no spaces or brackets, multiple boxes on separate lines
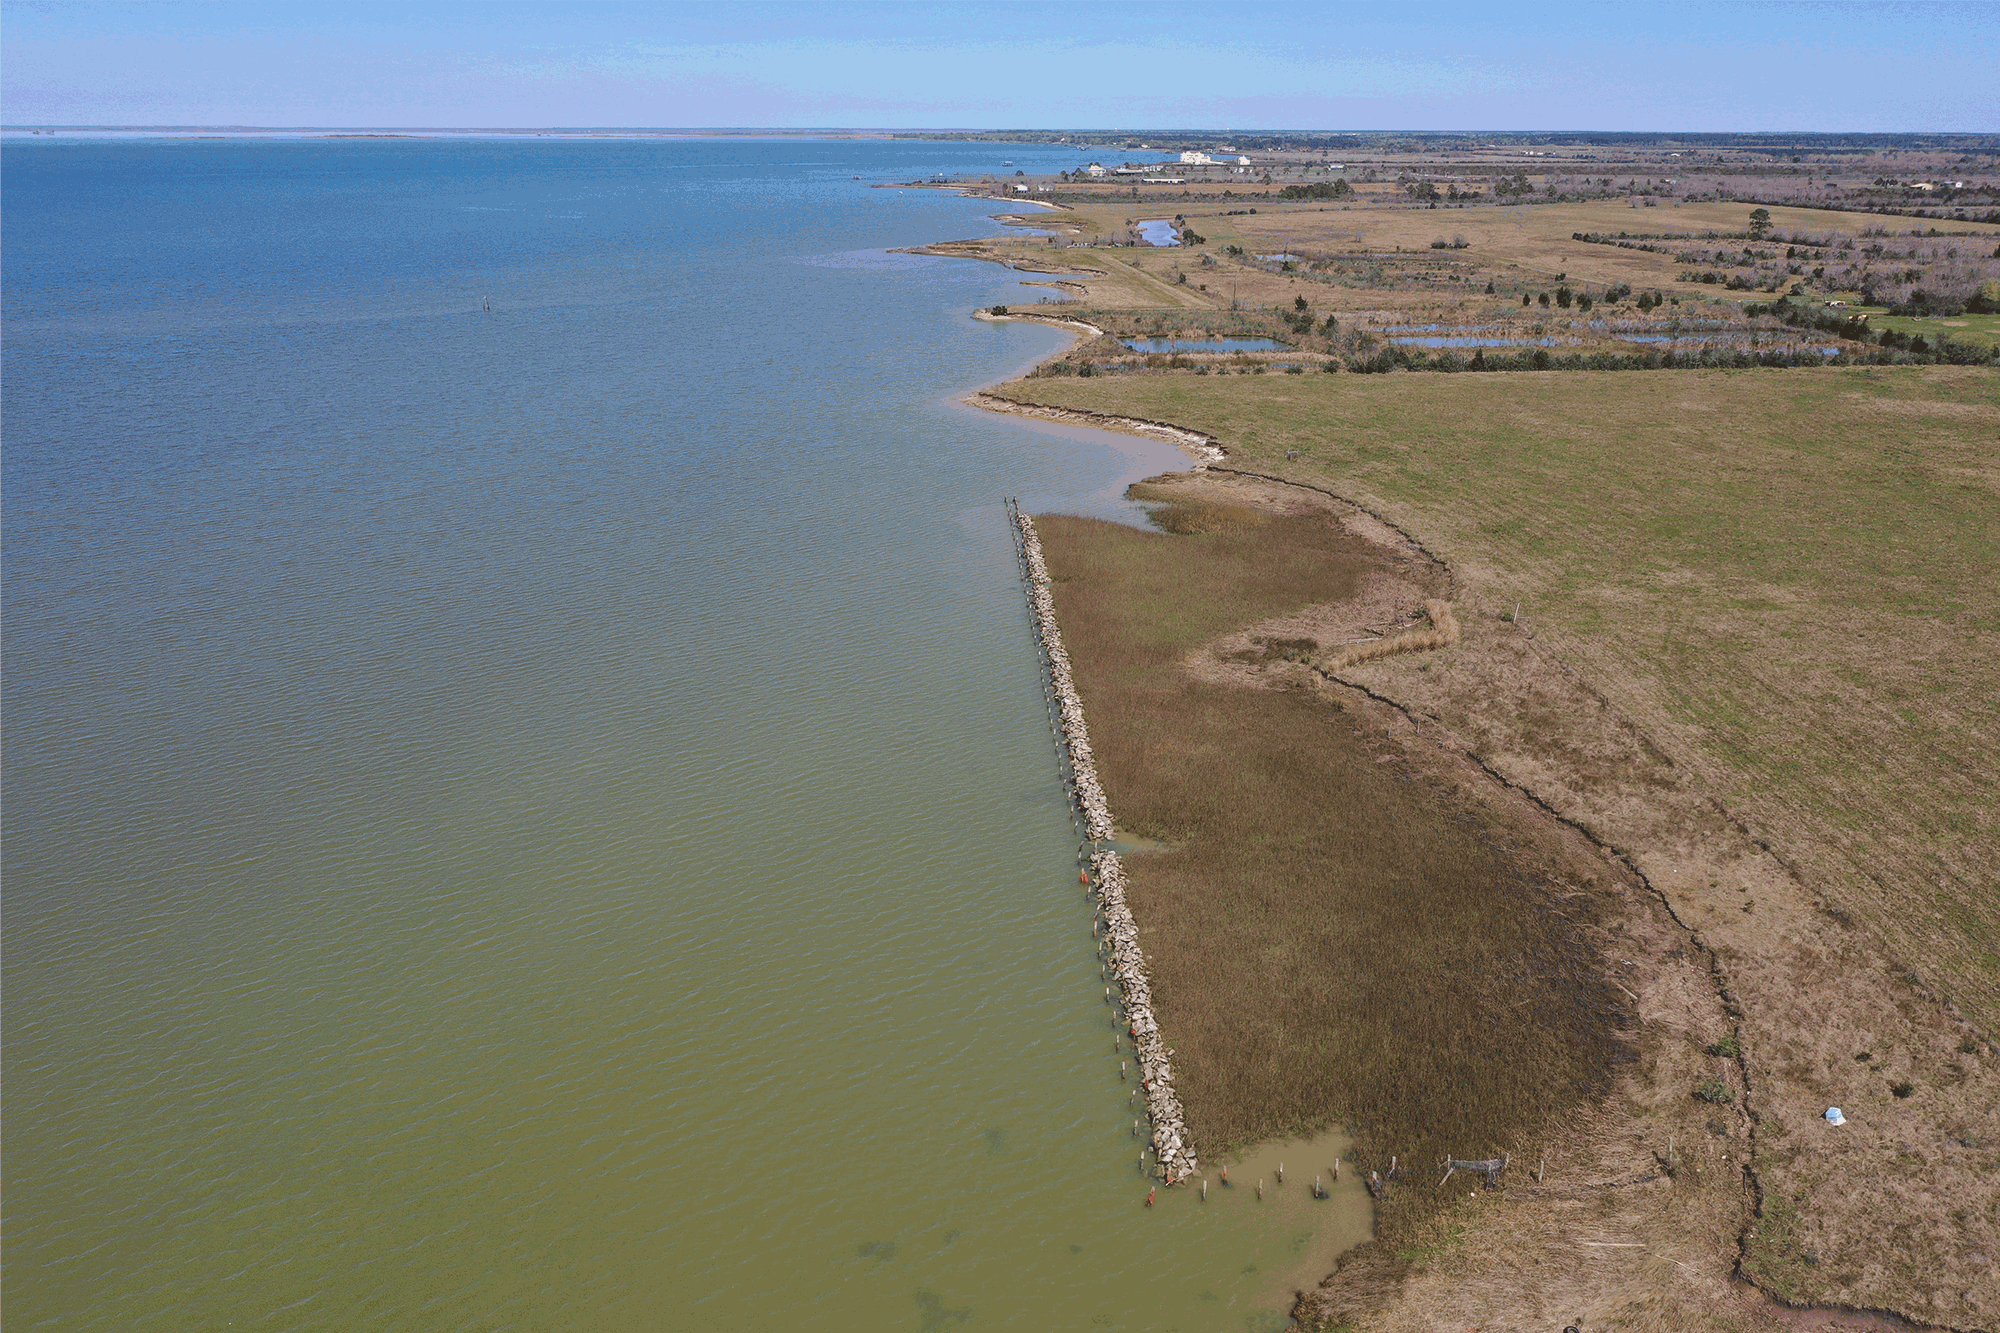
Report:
1011,366,2000,1026
971,198,2000,323
1855,307,2000,349
1035,498,1638,1249
1006,364,2000,1325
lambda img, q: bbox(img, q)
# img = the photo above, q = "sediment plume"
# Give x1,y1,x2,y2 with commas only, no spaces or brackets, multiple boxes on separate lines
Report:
1008,500,1200,1186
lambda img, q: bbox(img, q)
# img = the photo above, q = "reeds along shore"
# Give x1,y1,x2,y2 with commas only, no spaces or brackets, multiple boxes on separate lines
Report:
1009,503,1199,1187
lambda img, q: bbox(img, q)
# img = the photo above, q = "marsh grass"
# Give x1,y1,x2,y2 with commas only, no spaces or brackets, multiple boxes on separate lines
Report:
1011,367,2000,1032
1321,600,1460,671
1038,511,1632,1244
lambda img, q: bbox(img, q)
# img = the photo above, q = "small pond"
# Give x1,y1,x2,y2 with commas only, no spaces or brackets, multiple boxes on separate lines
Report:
1123,336,1288,353
1256,253,1302,262
1135,220,1182,246
1391,335,1561,348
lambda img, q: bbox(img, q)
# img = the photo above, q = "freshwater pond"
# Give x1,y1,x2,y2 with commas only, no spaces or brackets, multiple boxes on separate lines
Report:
1391,335,1561,348
1608,333,1842,354
1135,219,1181,246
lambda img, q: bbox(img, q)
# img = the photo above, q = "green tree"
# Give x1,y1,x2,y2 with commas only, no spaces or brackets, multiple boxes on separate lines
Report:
1749,207,1773,239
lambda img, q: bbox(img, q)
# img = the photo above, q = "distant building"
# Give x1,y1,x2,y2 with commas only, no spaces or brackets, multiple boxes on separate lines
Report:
1180,151,1215,165
1083,163,1108,177
1236,156,1252,166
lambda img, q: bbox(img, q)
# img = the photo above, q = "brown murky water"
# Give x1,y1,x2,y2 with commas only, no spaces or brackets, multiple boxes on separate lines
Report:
3,137,1370,1331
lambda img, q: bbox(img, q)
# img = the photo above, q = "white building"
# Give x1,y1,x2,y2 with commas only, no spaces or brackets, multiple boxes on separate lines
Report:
1180,151,1216,165
1083,163,1108,177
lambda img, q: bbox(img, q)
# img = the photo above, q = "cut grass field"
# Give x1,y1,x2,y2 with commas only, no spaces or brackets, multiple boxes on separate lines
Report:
1855,307,2000,350
1005,364,2000,1327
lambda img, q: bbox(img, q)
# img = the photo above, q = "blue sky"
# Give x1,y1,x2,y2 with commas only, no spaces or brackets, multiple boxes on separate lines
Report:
3,0,1994,131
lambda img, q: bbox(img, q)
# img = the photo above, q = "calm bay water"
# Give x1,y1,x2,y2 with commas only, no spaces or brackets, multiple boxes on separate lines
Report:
3,137,1366,1332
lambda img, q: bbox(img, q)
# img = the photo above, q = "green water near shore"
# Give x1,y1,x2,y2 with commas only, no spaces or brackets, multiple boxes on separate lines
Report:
3,137,1370,1331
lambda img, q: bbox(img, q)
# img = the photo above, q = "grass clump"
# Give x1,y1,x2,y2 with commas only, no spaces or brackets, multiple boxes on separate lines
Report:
1694,1077,1736,1105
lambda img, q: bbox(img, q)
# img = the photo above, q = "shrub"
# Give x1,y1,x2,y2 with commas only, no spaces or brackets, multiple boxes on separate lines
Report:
1695,1077,1736,1105
1277,180,1350,200
989,305,1009,315
1891,1080,1915,1098
1705,1032,1742,1058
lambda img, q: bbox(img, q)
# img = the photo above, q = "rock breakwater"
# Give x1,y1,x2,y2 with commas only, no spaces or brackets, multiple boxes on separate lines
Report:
1006,498,1200,1186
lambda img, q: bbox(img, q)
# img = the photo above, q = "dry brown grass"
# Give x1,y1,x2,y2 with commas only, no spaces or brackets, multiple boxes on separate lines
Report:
1036,501,1645,1253
941,195,2000,345
1319,600,1459,671
996,365,2000,1329
1005,366,2000,1030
